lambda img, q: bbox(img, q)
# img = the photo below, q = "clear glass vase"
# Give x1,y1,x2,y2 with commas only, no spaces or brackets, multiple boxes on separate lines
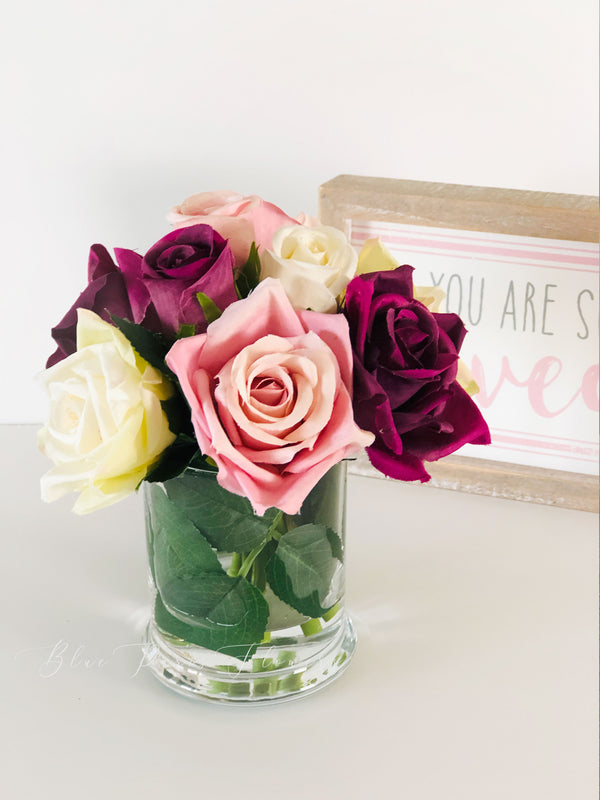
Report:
143,460,355,703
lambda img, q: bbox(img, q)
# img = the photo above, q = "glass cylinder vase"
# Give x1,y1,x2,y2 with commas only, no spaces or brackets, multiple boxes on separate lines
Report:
143,460,355,703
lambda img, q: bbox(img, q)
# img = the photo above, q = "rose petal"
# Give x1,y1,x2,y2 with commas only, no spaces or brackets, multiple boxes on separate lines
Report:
47,245,136,368
165,278,374,515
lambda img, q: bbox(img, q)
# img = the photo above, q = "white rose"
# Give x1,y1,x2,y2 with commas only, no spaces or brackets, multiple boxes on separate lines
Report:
38,309,176,514
260,224,358,313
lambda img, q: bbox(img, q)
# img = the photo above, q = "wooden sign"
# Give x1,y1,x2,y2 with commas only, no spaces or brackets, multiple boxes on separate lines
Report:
320,175,599,512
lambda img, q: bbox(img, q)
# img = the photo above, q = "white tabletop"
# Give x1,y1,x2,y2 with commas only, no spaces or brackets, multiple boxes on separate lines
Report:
1,424,598,799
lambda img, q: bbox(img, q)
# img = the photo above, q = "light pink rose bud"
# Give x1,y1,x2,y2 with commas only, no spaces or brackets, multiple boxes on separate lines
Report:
167,191,298,266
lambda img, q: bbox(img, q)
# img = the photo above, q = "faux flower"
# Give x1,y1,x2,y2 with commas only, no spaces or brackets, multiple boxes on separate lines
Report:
357,238,475,391
167,191,297,266
166,278,374,515
46,244,137,368
39,310,176,513
358,237,446,310
344,266,490,482
260,224,358,313
114,224,237,338
356,238,399,275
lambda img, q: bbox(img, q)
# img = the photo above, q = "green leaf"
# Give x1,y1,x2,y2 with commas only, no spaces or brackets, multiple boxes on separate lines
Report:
148,482,223,575
110,314,175,378
235,242,261,298
164,470,278,553
160,391,194,437
188,451,218,472
144,499,156,585
326,528,344,561
154,585,268,661
196,292,222,325
147,484,269,659
144,437,199,484
177,323,196,338
157,572,243,619
298,461,345,529
265,523,342,618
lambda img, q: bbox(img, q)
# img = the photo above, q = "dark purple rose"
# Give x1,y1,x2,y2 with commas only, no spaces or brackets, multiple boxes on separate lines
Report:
344,266,490,482
115,224,237,337
46,244,140,368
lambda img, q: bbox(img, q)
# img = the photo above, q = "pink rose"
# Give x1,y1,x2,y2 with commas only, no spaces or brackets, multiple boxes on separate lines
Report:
165,279,374,516
167,191,298,266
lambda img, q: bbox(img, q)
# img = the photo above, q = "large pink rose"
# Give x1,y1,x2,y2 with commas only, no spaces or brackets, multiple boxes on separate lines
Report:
167,191,298,266
165,279,374,516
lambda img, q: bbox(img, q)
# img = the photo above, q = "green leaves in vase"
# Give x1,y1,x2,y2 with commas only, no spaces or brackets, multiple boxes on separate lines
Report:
266,523,343,618
163,470,278,554
147,482,269,660
154,584,268,663
146,469,344,660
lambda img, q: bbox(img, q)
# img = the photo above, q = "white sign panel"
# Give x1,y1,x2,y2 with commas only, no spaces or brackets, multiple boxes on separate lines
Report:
348,220,599,476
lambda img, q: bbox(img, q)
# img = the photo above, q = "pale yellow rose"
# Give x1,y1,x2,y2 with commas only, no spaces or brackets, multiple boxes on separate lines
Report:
356,237,399,275
260,224,358,313
456,360,480,397
413,285,446,313
38,310,176,513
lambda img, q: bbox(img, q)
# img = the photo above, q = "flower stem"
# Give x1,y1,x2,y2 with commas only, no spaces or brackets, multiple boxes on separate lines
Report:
229,509,286,582
322,602,341,622
251,550,267,592
267,510,285,540
227,551,242,577
236,543,266,579
301,618,323,636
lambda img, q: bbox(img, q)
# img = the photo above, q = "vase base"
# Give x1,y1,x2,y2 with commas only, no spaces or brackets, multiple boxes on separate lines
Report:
144,613,357,703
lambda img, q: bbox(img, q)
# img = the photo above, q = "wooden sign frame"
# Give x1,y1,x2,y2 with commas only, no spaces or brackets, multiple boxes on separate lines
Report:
319,175,599,513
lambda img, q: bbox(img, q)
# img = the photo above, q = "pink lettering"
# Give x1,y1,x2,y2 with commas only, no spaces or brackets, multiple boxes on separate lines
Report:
529,356,563,418
581,365,600,412
469,355,599,417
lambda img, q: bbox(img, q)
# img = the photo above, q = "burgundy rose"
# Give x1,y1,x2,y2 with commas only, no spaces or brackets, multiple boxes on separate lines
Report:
344,266,490,482
115,224,237,337
46,244,138,368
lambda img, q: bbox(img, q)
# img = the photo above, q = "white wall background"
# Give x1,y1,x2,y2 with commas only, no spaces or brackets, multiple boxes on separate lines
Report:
2,0,598,423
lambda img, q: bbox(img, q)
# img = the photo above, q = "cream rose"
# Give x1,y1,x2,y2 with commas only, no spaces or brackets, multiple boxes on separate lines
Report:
38,310,176,513
260,225,358,313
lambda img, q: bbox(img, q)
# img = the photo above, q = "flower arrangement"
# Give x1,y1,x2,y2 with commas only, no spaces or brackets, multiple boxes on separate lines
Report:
39,190,490,515
38,190,490,699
